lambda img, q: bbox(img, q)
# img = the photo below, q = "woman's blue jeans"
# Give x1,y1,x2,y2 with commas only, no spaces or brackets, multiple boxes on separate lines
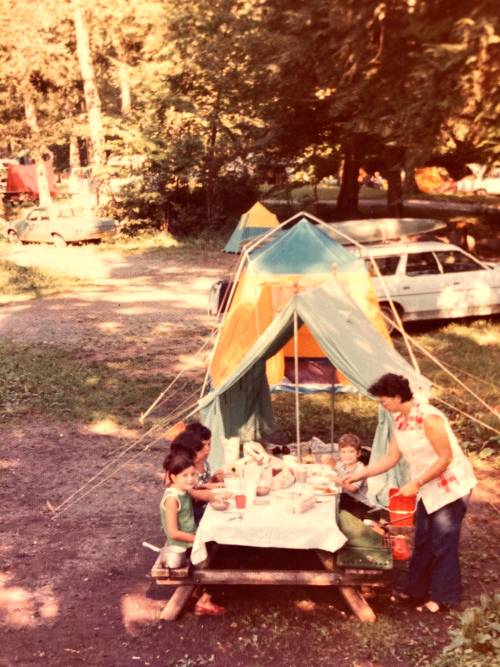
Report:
403,494,469,605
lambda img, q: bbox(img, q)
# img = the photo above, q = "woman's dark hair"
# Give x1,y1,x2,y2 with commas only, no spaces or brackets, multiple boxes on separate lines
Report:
368,373,413,402
170,430,204,455
185,421,211,442
162,450,194,478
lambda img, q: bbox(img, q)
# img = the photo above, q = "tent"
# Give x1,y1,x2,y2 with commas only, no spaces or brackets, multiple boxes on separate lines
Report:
6,161,57,198
211,219,389,391
224,202,279,253
202,219,430,503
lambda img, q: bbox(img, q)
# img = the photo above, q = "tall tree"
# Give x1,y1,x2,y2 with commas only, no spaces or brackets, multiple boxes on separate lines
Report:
0,0,78,203
72,0,105,172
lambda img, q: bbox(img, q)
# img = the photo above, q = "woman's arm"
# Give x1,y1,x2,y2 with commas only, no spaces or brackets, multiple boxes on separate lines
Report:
399,414,452,496
164,496,195,544
343,436,402,484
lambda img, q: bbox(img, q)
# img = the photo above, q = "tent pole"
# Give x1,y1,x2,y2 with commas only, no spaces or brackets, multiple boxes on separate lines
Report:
293,310,301,462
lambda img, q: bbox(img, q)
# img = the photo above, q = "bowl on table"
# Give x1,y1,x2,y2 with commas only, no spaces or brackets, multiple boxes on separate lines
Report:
209,497,230,511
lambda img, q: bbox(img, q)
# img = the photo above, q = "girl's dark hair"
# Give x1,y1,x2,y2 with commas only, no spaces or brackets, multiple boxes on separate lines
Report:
162,450,194,478
170,430,204,455
185,421,211,441
368,373,413,402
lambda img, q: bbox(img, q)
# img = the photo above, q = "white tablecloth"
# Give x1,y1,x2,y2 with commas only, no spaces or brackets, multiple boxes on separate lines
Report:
191,487,347,565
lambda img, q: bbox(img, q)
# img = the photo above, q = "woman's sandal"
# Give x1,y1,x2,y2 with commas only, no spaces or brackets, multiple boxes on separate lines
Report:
416,601,450,614
194,601,226,616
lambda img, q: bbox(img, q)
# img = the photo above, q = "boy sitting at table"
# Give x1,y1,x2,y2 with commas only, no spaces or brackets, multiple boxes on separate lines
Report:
333,433,376,520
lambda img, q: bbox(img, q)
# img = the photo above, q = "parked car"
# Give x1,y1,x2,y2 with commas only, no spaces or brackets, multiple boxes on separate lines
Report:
209,241,500,329
5,205,118,247
356,241,500,329
456,168,500,196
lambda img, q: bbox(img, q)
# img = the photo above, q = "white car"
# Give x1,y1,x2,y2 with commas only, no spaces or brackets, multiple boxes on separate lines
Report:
356,241,500,328
456,169,500,196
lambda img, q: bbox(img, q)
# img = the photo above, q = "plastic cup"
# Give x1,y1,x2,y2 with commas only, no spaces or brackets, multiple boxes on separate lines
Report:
235,494,246,509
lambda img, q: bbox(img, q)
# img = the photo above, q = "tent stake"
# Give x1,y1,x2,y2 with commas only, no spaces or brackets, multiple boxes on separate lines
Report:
293,310,301,462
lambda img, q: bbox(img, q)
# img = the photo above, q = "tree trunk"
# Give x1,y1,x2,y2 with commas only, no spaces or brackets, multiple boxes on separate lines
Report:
205,92,220,227
386,164,403,216
336,147,360,219
72,0,104,174
22,82,51,206
403,149,421,197
117,58,131,115
69,135,81,171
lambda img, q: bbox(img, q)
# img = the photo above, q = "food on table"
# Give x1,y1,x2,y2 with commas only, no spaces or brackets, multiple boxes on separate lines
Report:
313,485,336,495
243,441,270,465
289,494,316,513
209,498,230,511
270,467,295,491
320,454,337,468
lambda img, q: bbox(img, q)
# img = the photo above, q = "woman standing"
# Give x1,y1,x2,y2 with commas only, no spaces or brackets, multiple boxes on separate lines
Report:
345,373,476,613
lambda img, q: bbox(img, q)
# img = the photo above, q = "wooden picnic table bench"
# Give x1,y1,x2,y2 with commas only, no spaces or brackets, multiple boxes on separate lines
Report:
149,490,396,622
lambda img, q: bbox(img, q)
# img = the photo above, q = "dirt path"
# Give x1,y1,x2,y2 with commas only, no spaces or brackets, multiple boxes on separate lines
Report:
0,245,498,667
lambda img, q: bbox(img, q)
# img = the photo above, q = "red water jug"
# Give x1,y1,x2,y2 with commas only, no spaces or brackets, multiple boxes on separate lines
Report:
388,488,416,527
392,534,411,561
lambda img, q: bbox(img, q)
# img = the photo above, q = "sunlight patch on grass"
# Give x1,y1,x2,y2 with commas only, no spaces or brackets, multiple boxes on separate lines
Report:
0,573,60,629
0,259,88,300
0,341,170,425
97,320,121,333
102,230,179,252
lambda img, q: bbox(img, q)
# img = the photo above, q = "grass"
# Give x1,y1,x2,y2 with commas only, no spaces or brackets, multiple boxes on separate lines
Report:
100,227,229,258
0,259,89,301
0,242,498,665
225,607,440,665
264,183,387,202
0,341,177,426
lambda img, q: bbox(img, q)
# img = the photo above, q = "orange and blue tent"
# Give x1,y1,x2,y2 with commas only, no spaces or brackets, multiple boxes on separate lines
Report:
224,202,279,253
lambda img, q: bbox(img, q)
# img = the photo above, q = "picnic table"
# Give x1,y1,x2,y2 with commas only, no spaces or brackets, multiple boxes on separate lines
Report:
151,487,390,622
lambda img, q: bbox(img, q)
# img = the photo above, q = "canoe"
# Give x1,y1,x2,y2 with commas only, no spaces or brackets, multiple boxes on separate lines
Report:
325,218,446,245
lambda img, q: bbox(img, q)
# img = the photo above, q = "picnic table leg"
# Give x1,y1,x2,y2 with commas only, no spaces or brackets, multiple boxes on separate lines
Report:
339,586,376,623
158,543,220,621
315,549,376,623
159,584,196,621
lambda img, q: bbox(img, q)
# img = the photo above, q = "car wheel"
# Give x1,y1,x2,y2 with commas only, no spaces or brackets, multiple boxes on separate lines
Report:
474,188,487,196
8,230,20,244
52,233,67,248
380,304,402,334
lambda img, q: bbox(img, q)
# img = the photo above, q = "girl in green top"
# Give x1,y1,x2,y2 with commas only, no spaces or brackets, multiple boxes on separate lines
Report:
161,451,226,616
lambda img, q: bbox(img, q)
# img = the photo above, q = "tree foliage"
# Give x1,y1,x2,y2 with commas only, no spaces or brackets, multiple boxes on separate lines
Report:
0,0,498,228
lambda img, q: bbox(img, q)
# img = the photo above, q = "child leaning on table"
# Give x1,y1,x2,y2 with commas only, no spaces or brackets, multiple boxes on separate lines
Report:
170,429,228,524
160,450,226,616
333,433,376,520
